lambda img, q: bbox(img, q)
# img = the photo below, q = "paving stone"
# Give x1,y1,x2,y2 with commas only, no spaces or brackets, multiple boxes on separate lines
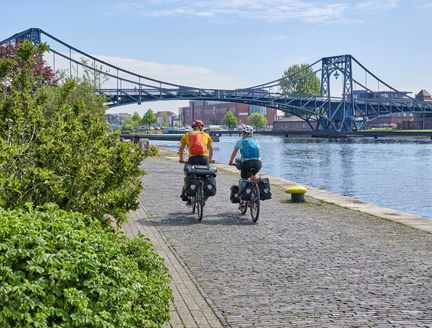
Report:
132,155,432,327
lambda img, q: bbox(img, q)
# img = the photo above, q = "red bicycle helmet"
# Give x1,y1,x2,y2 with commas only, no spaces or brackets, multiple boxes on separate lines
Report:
191,119,205,128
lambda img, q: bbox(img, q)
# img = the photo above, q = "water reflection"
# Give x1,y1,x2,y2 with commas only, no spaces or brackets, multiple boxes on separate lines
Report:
339,144,355,195
151,136,432,219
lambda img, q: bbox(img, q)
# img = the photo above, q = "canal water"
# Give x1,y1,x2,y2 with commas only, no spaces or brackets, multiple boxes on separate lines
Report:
151,135,432,219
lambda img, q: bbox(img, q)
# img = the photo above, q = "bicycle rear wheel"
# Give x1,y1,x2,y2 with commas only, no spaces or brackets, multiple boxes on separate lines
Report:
196,185,204,222
250,184,260,222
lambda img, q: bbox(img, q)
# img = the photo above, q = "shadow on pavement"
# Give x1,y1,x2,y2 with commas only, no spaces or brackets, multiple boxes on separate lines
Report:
141,211,257,226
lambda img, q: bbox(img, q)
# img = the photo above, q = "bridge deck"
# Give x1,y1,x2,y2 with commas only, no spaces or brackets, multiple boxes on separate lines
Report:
208,130,432,139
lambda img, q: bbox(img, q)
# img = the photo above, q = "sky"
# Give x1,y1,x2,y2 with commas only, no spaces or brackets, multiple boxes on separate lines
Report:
1,0,431,115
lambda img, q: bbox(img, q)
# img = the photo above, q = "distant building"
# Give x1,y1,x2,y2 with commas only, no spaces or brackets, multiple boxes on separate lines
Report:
411,113,432,129
105,113,118,125
156,111,176,126
273,116,313,131
365,112,414,129
104,113,131,128
415,89,432,102
178,101,277,127
413,90,432,128
356,89,432,129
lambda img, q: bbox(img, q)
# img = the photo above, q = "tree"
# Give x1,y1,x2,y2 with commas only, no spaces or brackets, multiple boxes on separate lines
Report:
121,111,142,131
0,41,56,88
132,111,141,122
247,113,267,131
141,108,157,128
223,111,238,129
280,63,320,96
0,40,144,224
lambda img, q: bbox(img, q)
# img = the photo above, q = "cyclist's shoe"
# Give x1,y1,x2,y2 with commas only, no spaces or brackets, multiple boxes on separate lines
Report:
186,199,192,206
180,193,188,201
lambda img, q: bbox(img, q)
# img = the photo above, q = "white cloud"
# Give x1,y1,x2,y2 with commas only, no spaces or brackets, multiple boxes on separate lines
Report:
356,0,398,11
242,34,288,42
415,1,432,8
101,0,404,24
95,55,246,89
103,0,350,23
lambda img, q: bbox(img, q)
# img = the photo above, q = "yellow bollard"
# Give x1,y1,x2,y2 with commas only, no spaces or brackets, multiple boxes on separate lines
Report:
285,185,307,202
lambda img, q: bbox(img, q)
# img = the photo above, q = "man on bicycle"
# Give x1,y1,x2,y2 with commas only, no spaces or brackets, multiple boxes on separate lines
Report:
228,124,262,179
179,119,214,202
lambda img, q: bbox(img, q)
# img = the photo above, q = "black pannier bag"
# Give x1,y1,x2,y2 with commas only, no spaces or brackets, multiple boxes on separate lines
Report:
184,164,217,177
185,174,199,196
239,179,253,201
230,185,240,203
184,164,217,198
203,175,217,197
258,177,272,201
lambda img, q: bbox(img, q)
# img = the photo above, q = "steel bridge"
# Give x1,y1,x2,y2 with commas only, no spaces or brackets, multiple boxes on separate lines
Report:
1,28,432,131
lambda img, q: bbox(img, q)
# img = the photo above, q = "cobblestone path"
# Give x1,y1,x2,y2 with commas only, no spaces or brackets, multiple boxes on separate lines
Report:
137,156,432,327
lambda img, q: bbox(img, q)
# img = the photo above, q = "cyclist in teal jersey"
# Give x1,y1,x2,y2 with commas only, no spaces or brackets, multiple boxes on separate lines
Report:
228,124,262,178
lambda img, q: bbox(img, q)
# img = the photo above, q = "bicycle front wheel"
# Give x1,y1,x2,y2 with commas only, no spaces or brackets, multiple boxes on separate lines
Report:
250,184,260,222
196,185,204,222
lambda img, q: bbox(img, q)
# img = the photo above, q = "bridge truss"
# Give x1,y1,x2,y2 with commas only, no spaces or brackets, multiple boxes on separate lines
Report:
1,28,431,131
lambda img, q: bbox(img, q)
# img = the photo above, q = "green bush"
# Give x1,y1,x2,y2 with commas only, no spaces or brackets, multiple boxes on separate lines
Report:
0,205,172,327
0,41,144,224
145,145,159,158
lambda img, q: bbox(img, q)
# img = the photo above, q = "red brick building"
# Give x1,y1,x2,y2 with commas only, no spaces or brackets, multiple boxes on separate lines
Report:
366,112,414,128
273,116,313,131
179,101,277,127
361,89,432,129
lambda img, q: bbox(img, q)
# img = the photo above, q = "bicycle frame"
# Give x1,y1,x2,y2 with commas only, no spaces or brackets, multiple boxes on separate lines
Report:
234,159,261,222
190,176,205,222
182,162,216,222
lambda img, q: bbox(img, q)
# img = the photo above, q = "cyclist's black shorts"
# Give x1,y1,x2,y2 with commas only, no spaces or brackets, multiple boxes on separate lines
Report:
188,155,209,165
241,159,262,179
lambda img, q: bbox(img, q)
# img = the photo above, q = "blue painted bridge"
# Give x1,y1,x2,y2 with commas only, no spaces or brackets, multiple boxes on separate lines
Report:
1,28,432,132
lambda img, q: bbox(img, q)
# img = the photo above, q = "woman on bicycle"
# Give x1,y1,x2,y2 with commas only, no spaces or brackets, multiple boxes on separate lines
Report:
228,124,262,179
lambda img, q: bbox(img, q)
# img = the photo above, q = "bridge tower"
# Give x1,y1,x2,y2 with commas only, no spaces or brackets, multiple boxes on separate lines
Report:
5,28,41,45
320,55,356,131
